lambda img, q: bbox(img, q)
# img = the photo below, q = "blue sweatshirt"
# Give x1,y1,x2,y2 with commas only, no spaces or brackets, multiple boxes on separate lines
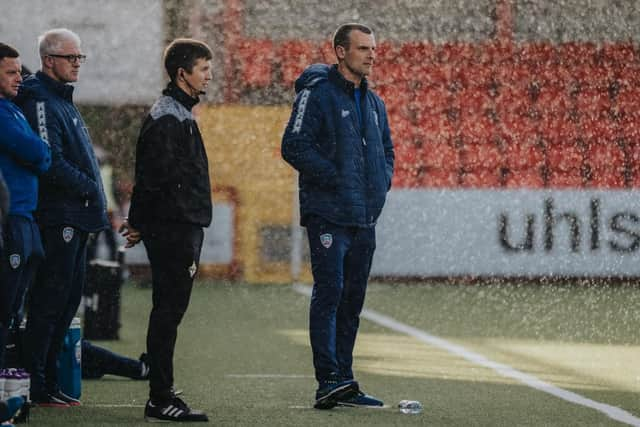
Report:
0,98,51,218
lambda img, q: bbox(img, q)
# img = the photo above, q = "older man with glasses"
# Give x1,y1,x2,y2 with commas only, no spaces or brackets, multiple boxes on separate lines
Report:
15,28,108,407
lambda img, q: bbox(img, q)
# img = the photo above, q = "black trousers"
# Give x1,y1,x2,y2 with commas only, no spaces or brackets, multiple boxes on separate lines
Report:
26,225,88,395
142,224,203,404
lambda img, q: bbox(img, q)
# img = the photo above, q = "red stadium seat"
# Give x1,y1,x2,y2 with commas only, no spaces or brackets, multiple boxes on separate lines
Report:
477,40,514,65
319,40,335,63
547,170,585,188
580,114,618,141
278,40,319,88
500,113,538,144
586,169,626,189
557,42,598,66
461,141,503,170
440,42,478,64
495,84,532,116
236,39,274,88
417,113,455,144
504,168,545,188
575,88,611,117
583,140,625,172
546,141,584,172
458,112,496,142
460,169,502,188
422,141,460,170
399,41,439,66
421,168,460,188
539,112,577,142
503,140,545,170
516,42,557,68
600,42,638,68
412,85,451,115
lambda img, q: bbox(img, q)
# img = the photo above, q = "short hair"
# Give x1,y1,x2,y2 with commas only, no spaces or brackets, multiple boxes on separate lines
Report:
38,28,82,57
0,43,19,62
163,38,213,82
333,23,373,51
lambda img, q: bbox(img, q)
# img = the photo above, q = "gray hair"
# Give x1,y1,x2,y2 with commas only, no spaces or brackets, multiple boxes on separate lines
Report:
38,28,81,57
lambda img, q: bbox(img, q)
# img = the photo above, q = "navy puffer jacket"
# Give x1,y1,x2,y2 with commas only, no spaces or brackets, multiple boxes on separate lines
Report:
16,72,108,232
282,64,394,228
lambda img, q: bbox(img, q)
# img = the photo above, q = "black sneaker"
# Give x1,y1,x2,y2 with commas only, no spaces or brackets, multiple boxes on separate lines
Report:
314,374,359,410
50,390,81,406
144,397,208,422
30,392,69,408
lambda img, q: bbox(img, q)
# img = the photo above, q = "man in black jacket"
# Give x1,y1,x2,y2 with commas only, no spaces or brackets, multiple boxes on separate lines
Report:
120,38,212,423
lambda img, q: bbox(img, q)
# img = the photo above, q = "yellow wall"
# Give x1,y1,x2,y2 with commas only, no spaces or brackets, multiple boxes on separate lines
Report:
198,105,311,284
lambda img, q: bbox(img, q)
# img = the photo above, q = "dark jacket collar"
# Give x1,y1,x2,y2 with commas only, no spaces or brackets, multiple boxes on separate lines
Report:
163,81,199,111
35,71,74,102
328,64,368,96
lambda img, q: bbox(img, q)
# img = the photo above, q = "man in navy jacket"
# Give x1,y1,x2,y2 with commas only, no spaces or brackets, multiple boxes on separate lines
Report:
15,29,108,407
0,43,51,374
282,23,394,410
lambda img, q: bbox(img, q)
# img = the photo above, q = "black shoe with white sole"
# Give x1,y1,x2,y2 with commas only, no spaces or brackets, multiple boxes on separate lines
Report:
144,396,208,422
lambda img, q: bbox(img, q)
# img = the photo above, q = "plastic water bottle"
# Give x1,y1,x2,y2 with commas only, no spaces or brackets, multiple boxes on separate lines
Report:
398,400,423,414
56,317,82,399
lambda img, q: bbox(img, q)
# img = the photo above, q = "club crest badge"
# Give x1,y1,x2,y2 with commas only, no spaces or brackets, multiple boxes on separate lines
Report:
9,254,21,269
188,261,197,278
320,233,333,249
62,227,74,243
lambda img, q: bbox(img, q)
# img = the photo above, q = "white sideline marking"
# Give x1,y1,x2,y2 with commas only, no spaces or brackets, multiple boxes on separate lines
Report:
226,374,313,378
87,404,145,408
292,283,640,427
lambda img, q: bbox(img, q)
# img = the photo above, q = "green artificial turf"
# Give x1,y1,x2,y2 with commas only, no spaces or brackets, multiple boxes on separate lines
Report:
28,280,640,426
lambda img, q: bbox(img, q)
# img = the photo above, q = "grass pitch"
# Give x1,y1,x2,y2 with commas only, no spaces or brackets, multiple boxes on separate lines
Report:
29,280,640,426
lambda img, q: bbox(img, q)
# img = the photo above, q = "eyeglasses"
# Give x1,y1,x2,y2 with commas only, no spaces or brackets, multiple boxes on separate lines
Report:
47,54,87,64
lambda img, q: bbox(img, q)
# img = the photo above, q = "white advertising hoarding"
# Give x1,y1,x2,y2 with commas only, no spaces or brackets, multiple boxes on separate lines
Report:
1,0,164,104
373,189,640,277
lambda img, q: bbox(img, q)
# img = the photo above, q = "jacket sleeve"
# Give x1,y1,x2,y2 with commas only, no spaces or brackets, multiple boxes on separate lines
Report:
21,98,99,199
281,89,339,188
0,106,51,175
378,100,395,190
127,116,180,228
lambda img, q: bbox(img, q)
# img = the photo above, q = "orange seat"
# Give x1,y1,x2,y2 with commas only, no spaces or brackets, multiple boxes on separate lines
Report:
278,40,318,88
236,39,274,88
504,169,545,188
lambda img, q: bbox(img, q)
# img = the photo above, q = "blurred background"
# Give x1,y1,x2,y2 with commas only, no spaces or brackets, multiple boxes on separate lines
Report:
4,0,640,283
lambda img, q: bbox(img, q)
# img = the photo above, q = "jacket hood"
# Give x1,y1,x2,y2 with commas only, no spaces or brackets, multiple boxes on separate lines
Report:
294,63,330,94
